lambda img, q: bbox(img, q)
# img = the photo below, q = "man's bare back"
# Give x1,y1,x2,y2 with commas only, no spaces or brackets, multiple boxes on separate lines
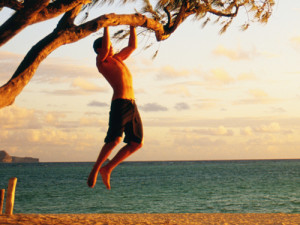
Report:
97,55,135,100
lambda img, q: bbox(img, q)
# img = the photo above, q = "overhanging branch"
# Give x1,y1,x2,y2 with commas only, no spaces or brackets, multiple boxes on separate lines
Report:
0,0,24,11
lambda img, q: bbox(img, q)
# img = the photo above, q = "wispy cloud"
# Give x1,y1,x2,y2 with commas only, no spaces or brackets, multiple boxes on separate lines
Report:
0,51,22,82
213,45,257,61
194,98,219,110
290,36,300,50
140,103,168,112
233,89,278,105
237,72,257,81
204,68,234,85
156,65,190,80
79,117,106,127
254,122,281,133
164,83,192,97
71,77,106,92
174,102,190,111
43,78,108,96
0,50,100,84
240,122,293,136
88,101,109,107
0,105,41,129
171,126,234,136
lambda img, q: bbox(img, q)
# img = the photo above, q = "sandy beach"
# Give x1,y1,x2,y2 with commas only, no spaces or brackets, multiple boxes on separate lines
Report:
0,213,299,225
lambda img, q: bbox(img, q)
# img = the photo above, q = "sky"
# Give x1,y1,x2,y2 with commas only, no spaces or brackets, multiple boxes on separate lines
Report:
1,1,300,162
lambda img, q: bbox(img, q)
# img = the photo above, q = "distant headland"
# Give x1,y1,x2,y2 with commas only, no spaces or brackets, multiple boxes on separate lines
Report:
0,150,39,163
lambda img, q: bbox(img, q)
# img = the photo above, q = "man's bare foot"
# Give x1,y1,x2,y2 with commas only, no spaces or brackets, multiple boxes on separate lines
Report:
87,168,98,188
100,167,111,190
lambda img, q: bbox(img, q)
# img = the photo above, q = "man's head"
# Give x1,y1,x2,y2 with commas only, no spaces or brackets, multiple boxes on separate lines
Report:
93,37,114,56
93,37,103,54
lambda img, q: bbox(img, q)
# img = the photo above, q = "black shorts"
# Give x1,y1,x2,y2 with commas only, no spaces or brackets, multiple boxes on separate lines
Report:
104,99,143,144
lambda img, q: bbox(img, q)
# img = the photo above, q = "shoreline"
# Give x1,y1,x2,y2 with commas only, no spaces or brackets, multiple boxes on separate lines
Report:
1,213,299,225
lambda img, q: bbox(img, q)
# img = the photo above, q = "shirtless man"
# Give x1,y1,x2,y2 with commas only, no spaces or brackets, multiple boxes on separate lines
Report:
87,26,143,190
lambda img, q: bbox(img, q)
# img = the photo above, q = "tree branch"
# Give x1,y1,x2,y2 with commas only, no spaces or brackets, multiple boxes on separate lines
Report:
163,6,171,29
0,0,90,47
163,1,189,36
0,0,50,47
208,6,239,18
0,0,24,11
35,0,91,23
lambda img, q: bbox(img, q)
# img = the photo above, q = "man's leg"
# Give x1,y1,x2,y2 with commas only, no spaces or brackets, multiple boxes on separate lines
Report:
100,141,143,190
87,137,122,188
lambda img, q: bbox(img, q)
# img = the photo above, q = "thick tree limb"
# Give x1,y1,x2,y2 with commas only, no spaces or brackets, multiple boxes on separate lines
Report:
0,0,24,11
0,0,90,47
76,13,167,41
35,0,91,23
0,0,50,46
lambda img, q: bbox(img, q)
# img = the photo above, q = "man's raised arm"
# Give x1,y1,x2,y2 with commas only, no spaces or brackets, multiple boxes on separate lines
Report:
97,27,111,62
115,26,137,60
128,26,137,49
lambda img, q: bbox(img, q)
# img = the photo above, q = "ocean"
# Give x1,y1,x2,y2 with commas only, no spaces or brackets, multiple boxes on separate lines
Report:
0,160,299,214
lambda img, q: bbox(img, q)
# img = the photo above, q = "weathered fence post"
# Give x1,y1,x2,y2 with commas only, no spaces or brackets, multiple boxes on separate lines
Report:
0,189,5,214
5,177,17,215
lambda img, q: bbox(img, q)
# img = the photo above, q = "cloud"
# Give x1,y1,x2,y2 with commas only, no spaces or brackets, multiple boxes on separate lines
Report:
71,77,106,92
0,105,41,129
194,99,218,110
195,126,234,136
33,54,102,82
233,89,277,105
240,122,294,136
269,107,286,114
88,101,109,107
258,51,280,59
170,126,234,137
79,117,106,127
140,103,168,112
254,122,281,133
213,45,257,60
0,50,100,85
44,112,66,126
156,65,190,79
290,36,300,49
43,78,108,96
240,126,253,136
174,102,190,111
164,83,191,97
43,89,96,96
249,89,269,98
237,72,257,81
0,51,22,82
205,68,234,85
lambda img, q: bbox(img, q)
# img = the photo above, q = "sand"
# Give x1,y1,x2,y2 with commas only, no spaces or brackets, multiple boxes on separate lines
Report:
0,213,299,225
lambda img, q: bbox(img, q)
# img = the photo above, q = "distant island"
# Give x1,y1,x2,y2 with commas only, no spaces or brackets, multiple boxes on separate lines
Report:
0,150,39,163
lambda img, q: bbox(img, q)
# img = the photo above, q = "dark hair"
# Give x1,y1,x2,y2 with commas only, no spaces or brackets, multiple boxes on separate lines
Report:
93,37,103,54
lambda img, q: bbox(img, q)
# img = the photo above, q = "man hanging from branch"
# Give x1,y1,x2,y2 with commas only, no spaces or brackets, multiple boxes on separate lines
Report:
87,26,143,190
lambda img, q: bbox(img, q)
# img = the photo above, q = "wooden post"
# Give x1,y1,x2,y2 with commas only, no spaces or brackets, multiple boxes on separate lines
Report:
5,177,17,215
0,189,5,214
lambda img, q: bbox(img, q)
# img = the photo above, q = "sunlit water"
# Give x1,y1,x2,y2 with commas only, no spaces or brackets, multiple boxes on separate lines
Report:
0,160,299,214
